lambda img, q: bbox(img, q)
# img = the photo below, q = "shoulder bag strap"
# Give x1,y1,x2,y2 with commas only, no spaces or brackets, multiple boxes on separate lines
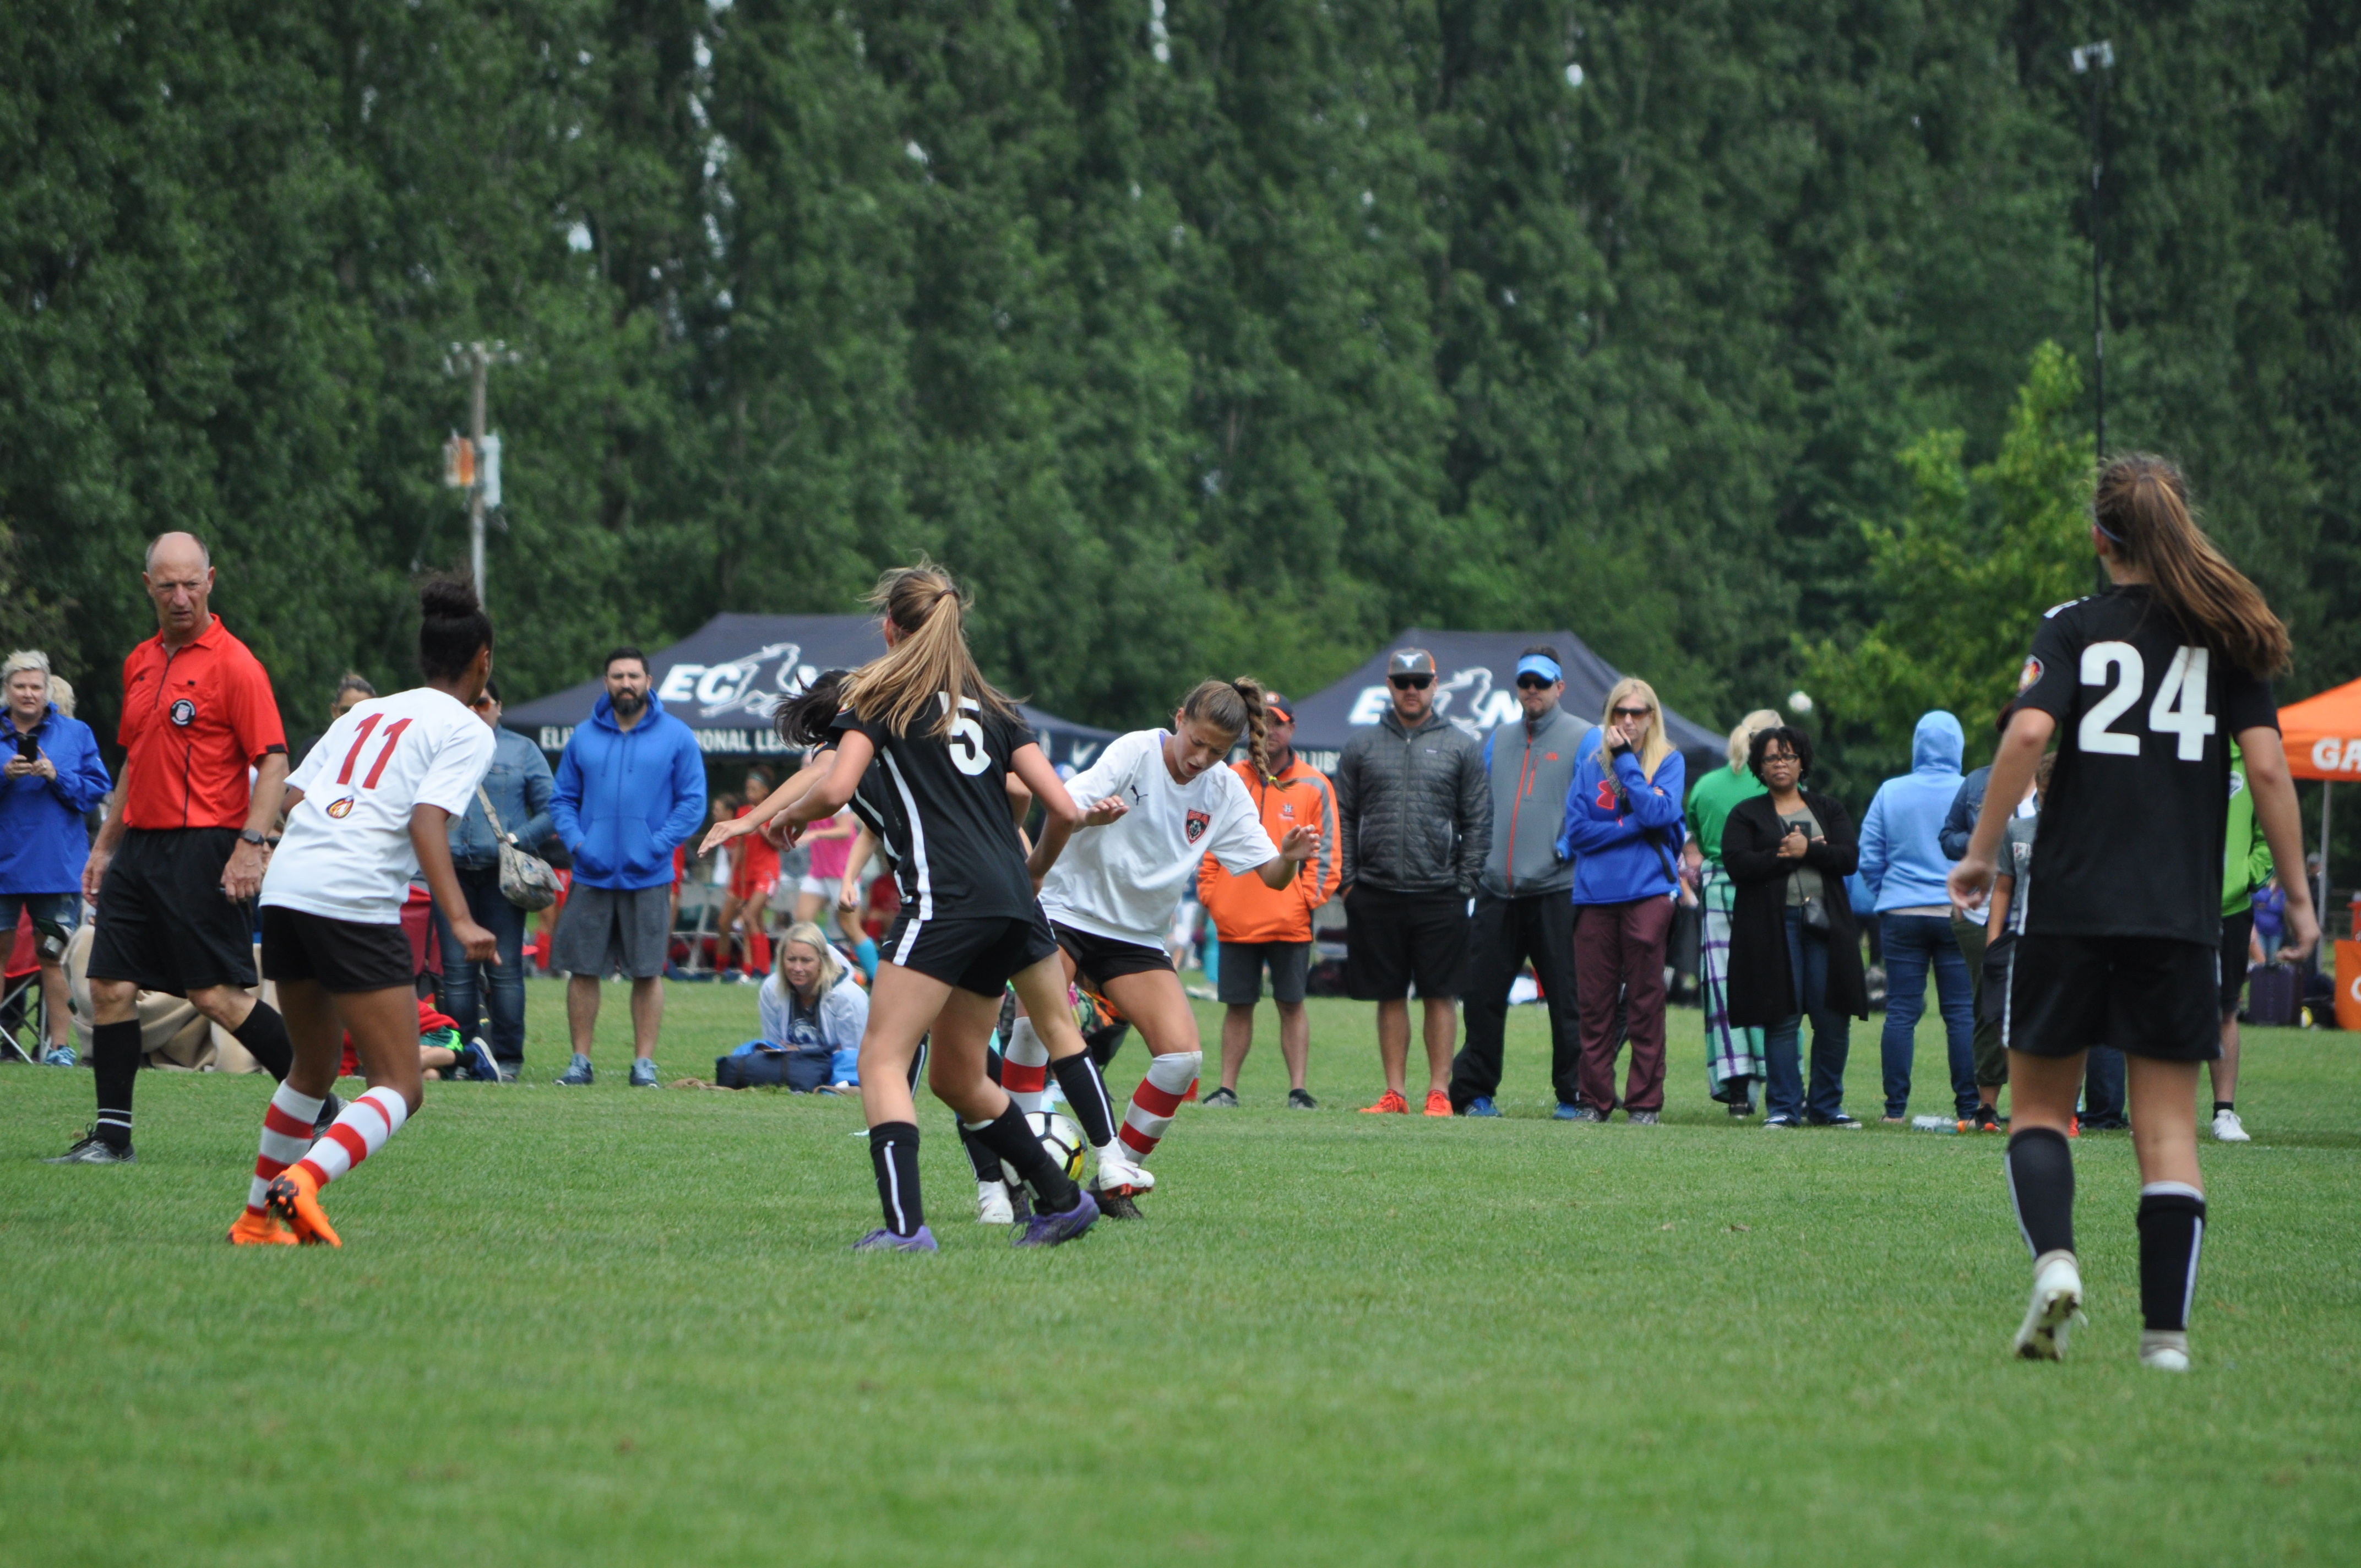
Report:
476,786,508,841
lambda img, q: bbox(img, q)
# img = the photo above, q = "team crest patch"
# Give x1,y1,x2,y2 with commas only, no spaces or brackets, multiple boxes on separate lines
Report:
1185,809,1210,843
326,797,357,819
2016,657,2043,693
168,698,196,726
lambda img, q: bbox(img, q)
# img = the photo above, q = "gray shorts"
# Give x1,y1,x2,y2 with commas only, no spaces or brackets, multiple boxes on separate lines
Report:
1217,940,1312,1006
551,883,672,979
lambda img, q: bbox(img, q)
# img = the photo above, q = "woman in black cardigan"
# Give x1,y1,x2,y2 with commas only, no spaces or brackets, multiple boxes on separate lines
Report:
1721,727,1869,1126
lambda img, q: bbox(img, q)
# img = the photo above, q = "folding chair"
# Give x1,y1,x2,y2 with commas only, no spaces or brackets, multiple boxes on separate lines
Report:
1,911,45,1063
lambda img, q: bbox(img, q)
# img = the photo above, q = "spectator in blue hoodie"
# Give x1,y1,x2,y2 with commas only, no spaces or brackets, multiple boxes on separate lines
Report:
1557,678,1686,1123
548,647,706,1087
1857,711,1978,1122
1,651,111,1065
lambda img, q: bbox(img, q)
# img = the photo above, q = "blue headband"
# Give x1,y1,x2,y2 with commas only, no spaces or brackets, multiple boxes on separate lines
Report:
1515,655,1562,684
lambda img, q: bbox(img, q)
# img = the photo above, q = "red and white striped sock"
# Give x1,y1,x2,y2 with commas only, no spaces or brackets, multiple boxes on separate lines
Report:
295,1086,410,1189
246,1083,324,1218
1119,1050,1201,1161
1002,1017,1051,1115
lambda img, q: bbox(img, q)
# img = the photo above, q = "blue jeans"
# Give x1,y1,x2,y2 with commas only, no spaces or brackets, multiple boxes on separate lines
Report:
1764,910,1851,1122
1879,912,1977,1118
2081,1046,2127,1125
429,863,527,1066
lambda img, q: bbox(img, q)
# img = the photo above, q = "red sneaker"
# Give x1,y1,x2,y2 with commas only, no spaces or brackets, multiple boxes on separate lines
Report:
1359,1090,1410,1115
1423,1091,1452,1118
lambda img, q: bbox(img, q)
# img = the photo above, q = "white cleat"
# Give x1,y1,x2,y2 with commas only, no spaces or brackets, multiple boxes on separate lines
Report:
2139,1331,2191,1371
1093,1142,1156,1196
976,1181,1015,1224
2013,1250,2085,1361
2211,1109,2251,1143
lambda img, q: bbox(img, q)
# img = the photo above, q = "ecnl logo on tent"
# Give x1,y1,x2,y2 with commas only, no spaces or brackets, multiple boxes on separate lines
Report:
1346,667,1523,736
654,642,822,721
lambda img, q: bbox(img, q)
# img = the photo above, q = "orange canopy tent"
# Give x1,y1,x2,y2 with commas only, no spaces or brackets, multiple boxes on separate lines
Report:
2278,678,2360,982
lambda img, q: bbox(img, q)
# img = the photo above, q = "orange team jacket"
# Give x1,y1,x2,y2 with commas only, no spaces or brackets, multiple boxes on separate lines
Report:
1196,755,1341,945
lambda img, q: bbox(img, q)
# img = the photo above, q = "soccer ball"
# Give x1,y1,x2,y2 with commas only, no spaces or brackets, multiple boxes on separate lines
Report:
1026,1110,1086,1182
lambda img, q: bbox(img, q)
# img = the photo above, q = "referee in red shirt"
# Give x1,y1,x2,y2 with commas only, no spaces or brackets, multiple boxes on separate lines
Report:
48,532,304,1163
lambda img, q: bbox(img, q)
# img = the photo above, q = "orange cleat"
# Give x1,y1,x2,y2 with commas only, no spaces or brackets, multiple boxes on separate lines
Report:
226,1208,296,1246
1424,1091,1452,1118
264,1166,341,1248
1359,1090,1410,1115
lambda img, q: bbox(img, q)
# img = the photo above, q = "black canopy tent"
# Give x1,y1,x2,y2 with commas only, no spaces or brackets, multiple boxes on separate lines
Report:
1282,628,1724,776
501,613,1117,770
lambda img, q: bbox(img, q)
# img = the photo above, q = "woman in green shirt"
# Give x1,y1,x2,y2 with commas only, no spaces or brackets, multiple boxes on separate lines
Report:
1686,710,1780,1115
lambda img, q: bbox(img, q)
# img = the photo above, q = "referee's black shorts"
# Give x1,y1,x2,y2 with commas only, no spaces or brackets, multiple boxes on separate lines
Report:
885,910,1059,997
2003,931,2221,1063
87,827,257,995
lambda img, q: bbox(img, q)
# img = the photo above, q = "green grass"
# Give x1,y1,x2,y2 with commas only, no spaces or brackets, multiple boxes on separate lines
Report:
3,978,2357,1566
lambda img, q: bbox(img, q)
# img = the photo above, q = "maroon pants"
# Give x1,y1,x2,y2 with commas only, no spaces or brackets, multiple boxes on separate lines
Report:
1573,897,1674,1114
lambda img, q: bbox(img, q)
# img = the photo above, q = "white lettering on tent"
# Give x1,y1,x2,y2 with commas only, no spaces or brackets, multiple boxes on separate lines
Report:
1473,688,1521,728
1349,687,1390,724
2317,738,2343,771
2343,739,2361,772
695,664,748,705
659,665,705,702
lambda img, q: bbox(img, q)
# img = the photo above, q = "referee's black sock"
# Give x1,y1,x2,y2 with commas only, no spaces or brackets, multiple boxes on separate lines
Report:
955,1118,1005,1185
975,1102,1080,1214
2005,1127,2075,1260
2136,1183,2207,1332
867,1122,925,1237
1049,1051,1119,1150
230,1000,295,1081
91,1019,143,1150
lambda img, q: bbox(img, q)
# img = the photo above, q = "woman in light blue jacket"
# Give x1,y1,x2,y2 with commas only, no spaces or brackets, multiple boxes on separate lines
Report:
1856,711,1978,1123
757,922,871,1084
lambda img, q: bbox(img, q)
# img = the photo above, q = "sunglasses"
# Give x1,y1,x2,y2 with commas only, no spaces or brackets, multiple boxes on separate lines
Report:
1515,675,1556,691
1389,674,1433,690
1612,705,1653,720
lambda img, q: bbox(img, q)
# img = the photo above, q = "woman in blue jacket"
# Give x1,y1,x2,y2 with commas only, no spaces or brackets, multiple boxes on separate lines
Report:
1557,678,1686,1122
1856,711,1978,1123
1,651,112,1065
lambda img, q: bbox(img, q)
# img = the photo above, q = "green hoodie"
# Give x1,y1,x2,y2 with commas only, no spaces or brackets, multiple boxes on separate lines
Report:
2223,742,2274,917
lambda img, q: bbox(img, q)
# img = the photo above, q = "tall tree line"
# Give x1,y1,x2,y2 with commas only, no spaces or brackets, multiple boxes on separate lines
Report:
6,0,2357,799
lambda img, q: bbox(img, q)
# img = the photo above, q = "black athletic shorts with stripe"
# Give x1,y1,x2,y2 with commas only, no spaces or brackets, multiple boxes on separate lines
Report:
1051,922,1174,989
885,909,1059,997
2003,931,2221,1064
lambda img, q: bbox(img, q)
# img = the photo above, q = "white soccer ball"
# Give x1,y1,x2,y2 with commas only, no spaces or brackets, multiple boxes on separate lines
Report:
1025,1110,1086,1182
1787,689,1814,715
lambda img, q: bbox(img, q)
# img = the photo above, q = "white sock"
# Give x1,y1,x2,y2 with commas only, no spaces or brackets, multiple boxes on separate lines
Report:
296,1087,410,1188
1119,1050,1201,1161
1002,1017,1051,1115
246,1082,324,1217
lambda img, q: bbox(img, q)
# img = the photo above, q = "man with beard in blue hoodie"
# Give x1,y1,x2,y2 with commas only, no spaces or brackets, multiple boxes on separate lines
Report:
548,648,706,1087
1857,711,1979,1123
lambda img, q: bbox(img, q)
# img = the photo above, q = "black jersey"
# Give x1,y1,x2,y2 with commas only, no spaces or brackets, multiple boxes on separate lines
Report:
830,694,1038,923
2008,585,2276,945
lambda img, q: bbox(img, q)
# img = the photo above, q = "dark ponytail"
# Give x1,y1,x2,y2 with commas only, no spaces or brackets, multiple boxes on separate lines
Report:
774,669,851,749
418,576,493,680
2093,455,2290,678
1181,677,1270,775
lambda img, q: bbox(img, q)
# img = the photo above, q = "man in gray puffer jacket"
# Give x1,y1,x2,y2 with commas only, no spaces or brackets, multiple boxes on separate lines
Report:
1449,647,1585,1115
1333,649,1492,1115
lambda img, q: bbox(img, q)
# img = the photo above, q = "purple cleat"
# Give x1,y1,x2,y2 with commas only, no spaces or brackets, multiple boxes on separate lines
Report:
852,1226,939,1253
1012,1188,1099,1248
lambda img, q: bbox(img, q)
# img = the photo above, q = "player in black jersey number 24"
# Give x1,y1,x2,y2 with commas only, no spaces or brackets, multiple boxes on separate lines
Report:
1949,455,2318,1371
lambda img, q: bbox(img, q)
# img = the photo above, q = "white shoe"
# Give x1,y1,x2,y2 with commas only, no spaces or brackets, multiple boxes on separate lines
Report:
2013,1250,2085,1360
976,1181,1015,1224
1093,1142,1156,1195
2139,1331,2191,1371
2211,1109,2251,1143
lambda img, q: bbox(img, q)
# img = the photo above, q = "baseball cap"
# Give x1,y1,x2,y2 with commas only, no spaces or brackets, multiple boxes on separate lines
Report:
1389,649,1435,677
1515,653,1563,684
1265,692,1293,723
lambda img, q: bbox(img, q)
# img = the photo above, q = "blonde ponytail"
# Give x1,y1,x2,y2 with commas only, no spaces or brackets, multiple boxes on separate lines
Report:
840,563,1021,738
1180,677,1269,774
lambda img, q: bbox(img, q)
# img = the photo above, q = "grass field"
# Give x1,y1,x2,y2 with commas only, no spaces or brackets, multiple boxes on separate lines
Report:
4,977,2357,1566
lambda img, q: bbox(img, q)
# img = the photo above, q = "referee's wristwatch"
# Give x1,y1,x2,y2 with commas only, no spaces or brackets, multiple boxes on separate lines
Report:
238,830,268,848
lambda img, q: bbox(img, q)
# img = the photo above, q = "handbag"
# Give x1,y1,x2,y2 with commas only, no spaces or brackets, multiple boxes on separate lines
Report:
715,1047,834,1091
1799,894,1831,932
476,787,562,911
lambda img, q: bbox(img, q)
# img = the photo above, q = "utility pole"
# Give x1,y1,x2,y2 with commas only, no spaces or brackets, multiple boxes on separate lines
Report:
442,341,519,594
2072,41,2114,459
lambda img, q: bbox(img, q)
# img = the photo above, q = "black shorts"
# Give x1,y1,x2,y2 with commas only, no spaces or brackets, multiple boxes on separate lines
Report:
2218,909,2255,1017
2003,931,2221,1063
885,910,1059,996
1051,922,1174,989
87,827,257,995
1345,886,1470,1001
1217,940,1311,1006
260,906,415,994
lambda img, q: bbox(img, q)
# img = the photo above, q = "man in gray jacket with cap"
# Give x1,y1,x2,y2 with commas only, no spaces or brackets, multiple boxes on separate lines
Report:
1333,647,1491,1115
1449,646,1586,1116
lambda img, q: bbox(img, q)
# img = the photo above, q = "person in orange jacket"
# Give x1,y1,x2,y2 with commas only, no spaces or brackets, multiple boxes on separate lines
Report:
1196,695,1340,1108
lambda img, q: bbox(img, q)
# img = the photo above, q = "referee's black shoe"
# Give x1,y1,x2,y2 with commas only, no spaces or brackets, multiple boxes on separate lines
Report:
44,1128,134,1164
314,1093,344,1138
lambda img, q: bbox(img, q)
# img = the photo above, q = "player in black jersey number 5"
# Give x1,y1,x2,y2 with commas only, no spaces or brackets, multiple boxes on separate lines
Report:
1949,456,2318,1371
770,566,1110,1252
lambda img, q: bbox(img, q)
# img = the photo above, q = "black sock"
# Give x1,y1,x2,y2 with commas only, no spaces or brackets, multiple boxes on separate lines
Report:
2212,1100,2234,1115
867,1122,925,1236
956,1118,1005,1184
2005,1127,2075,1259
231,1001,294,1081
91,1019,142,1148
975,1102,1079,1213
1050,1051,1118,1149
2136,1184,2207,1332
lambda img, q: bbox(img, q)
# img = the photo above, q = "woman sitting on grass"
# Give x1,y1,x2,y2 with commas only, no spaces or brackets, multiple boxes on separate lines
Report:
758,921,870,1088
